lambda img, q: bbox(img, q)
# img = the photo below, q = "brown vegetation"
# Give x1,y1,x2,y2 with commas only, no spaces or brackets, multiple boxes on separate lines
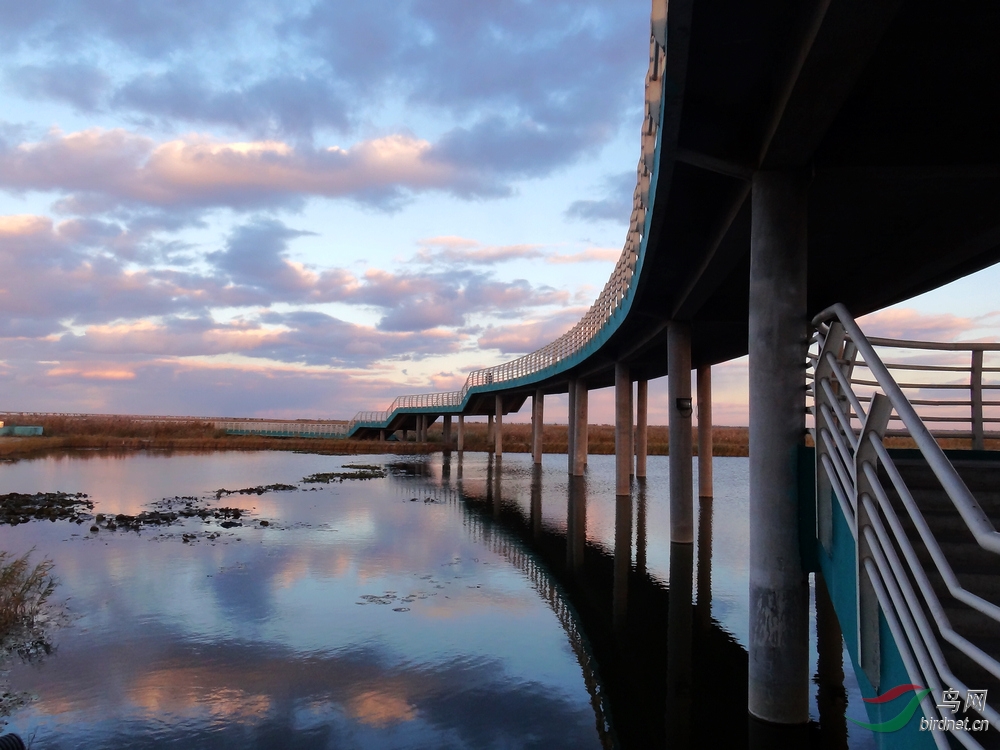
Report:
0,413,756,458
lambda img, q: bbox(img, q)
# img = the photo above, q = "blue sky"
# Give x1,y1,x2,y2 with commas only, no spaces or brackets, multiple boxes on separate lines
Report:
0,0,996,425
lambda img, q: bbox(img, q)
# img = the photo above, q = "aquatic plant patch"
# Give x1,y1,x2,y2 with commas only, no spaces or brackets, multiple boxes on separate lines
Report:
0,492,92,526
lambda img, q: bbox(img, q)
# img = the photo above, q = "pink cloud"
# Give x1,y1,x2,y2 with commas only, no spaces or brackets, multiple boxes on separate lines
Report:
857,307,975,342
546,247,620,264
0,128,492,211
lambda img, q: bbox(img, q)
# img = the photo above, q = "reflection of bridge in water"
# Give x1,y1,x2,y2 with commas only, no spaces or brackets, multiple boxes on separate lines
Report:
389,455,863,749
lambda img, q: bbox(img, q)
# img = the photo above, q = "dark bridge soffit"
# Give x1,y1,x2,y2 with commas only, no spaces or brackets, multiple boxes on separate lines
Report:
642,0,1000,369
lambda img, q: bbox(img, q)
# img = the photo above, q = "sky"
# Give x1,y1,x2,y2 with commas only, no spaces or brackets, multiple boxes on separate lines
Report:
1,0,998,426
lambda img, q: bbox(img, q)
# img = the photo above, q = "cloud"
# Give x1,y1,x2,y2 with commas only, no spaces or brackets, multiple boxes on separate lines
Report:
564,170,635,223
112,69,352,138
476,307,587,355
0,128,505,211
857,308,976,341
5,62,110,110
547,247,620,264
414,236,543,265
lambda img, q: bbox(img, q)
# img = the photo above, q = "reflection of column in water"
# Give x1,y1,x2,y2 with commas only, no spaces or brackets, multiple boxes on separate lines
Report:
666,542,694,747
485,454,494,508
567,475,587,572
636,479,647,576
492,456,502,519
696,497,713,630
815,572,848,750
530,464,542,541
442,453,451,481
613,492,632,634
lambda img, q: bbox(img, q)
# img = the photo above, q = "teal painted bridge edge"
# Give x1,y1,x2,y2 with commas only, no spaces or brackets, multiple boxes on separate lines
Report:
345,70,672,438
800,446,936,749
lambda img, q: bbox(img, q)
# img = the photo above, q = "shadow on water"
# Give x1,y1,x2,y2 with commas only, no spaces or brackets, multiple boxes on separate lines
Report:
403,453,855,750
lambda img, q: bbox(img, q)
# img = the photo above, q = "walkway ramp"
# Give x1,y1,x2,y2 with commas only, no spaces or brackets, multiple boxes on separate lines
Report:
884,457,1000,712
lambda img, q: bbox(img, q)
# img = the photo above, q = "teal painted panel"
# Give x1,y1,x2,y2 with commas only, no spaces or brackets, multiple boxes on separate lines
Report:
815,473,936,750
0,425,43,436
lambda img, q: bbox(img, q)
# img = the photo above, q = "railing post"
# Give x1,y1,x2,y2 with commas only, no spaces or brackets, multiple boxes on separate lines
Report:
814,322,847,553
854,392,893,690
972,348,985,451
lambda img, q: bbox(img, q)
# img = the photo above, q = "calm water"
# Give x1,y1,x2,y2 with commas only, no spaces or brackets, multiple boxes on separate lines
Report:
0,450,876,748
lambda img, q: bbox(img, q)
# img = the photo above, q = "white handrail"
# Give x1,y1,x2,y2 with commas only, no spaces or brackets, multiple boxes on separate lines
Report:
810,305,1000,747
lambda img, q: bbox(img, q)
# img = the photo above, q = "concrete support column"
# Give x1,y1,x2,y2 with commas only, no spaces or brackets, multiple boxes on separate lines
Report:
402,429,409,442
494,394,503,457
418,415,426,443
615,362,632,496
457,415,465,452
379,429,385,442
748,169,809,725
486,414,494,454
636,380,648,478
697,365,713,498
668,322,693,543
532,390,544,465
572,380,588,477
443,415,452,449
567,379,577,474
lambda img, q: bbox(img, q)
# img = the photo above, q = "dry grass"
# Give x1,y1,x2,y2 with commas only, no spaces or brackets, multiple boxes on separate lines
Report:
0,550,55,637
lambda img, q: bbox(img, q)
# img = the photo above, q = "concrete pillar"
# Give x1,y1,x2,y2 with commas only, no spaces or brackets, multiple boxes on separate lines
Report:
379,429,385,442
567,379,577,474
457,415,465,452
572,380,588,477
615,362,632,496
417,415,426,443
532,390,544,464
697,365,713,498
748,169,809,725
443,415,452,449
628,379,635,477
494,395,503,457
486,414,494,453
402,429,409,442
668,322,693,543
636,380,648,478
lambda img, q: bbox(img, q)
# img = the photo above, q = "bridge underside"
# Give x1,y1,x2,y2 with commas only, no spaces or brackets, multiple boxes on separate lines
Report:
617,0,1000,377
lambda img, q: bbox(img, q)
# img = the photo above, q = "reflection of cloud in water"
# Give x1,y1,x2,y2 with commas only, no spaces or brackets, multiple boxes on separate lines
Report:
345,689,415,727
12,634,597,748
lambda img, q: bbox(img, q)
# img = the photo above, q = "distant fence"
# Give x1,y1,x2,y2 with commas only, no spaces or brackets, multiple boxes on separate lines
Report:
0,412,349,439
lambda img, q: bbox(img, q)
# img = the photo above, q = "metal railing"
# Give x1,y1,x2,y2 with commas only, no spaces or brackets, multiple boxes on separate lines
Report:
811,303,999,749
346,2,668,435
216,420,349,437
